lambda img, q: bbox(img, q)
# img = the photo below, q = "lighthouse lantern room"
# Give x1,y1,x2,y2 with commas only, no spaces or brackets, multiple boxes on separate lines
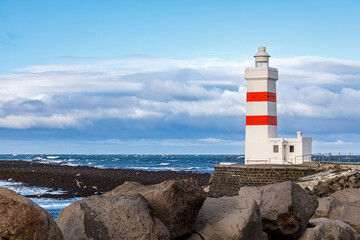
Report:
244,47,312,165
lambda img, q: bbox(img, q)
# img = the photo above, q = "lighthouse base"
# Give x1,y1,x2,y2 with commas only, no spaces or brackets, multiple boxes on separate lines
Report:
245,133,312,165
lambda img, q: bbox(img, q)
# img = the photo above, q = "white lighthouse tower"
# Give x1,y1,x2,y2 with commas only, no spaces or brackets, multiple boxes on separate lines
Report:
244,47,312,165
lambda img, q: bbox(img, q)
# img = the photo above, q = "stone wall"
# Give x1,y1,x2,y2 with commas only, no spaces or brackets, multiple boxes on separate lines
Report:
209,165,319,197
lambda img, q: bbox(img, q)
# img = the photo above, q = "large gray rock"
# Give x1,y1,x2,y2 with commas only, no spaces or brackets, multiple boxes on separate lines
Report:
328,203,360,233
192,196,267,240
314,196,339,217
331,188,360,203
239,181,318,239
299,218,360,240
313,189,360,232
56,194,170,240
0,187,63,240
103,180,206,238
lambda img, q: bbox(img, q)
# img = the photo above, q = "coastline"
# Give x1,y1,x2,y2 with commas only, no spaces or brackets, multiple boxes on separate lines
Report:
0,160,210,199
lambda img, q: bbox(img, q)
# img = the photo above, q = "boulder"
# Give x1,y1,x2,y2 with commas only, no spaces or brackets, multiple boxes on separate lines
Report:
192,196,267,240
0,187,63,240
314,197,339,218
338,178,347,186
312,183,331,197
313,189,360,232
327,201,360,232
239,181,318,239
56,194,170,240
331,183,343,192
349,175,358,183
299,218,360,240
331,188,360,203
103,180,206,238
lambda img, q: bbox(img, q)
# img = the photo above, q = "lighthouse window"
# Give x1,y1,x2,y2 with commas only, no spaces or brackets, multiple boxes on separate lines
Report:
273,145,279,153
256,61,268,67
290,145,294,153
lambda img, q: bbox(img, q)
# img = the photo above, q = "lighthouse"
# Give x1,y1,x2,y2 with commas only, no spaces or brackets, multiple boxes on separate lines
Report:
244,47,312,165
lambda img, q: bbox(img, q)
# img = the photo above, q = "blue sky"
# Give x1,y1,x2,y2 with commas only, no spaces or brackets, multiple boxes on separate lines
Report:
0,0,360,154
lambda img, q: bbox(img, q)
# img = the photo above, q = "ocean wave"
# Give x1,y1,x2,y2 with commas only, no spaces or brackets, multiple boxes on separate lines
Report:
33,157,63,165
219,162,237,165
30,198,82,213
159,163,170,166
183,167,200,170
94,165,106,168
0,180,66,196
130,166,177,171
63,163,80,167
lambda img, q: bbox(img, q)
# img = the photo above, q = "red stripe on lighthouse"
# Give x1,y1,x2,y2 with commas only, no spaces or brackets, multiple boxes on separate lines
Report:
247,92,276,102
246,116,277,126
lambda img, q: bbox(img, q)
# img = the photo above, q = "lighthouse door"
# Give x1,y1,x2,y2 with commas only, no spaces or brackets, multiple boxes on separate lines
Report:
283,144,287,161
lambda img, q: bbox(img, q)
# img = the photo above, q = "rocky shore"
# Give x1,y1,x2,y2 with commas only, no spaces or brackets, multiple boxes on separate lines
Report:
0,162,359,239
0,160,210,198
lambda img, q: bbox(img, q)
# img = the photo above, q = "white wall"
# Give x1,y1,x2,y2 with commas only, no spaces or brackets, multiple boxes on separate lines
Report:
246,102,277,116
302,137,312,161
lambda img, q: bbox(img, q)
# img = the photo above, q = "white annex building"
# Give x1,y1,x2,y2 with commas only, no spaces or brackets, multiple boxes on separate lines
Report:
244,47,312,165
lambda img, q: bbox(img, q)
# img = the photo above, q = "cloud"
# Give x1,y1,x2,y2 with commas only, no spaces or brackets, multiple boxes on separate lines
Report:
314,140,347,146
0,55,358,138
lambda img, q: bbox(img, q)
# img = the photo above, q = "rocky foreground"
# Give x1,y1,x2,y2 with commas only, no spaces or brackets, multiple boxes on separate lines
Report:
0,167,359,239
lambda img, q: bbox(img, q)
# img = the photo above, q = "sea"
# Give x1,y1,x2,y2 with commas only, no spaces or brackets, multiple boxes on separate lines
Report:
0,154,243,220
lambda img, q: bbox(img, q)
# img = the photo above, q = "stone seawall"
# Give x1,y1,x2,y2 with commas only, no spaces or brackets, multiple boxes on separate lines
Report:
209,165,319,197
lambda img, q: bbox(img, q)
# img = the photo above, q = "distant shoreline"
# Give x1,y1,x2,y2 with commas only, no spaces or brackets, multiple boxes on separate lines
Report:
0,160,210,199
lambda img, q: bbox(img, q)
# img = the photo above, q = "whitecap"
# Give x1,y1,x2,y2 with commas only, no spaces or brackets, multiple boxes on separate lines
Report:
219,162,237,165
159,163,170,166
94,165,105,168
131,167,150,170
63,163,80,167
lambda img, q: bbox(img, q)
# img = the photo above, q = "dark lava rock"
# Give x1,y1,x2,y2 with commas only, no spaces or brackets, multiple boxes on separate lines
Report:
239,181,318,240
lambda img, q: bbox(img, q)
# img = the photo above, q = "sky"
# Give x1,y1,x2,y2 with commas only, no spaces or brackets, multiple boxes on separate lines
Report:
0,0,360,154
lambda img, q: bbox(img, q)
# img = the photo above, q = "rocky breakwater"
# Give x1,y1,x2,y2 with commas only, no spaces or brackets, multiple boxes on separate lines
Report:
300,170,360,234
298,169,360,197
57,178,353,240
1,173,360,240
296,168,360,239
190,179,360,240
